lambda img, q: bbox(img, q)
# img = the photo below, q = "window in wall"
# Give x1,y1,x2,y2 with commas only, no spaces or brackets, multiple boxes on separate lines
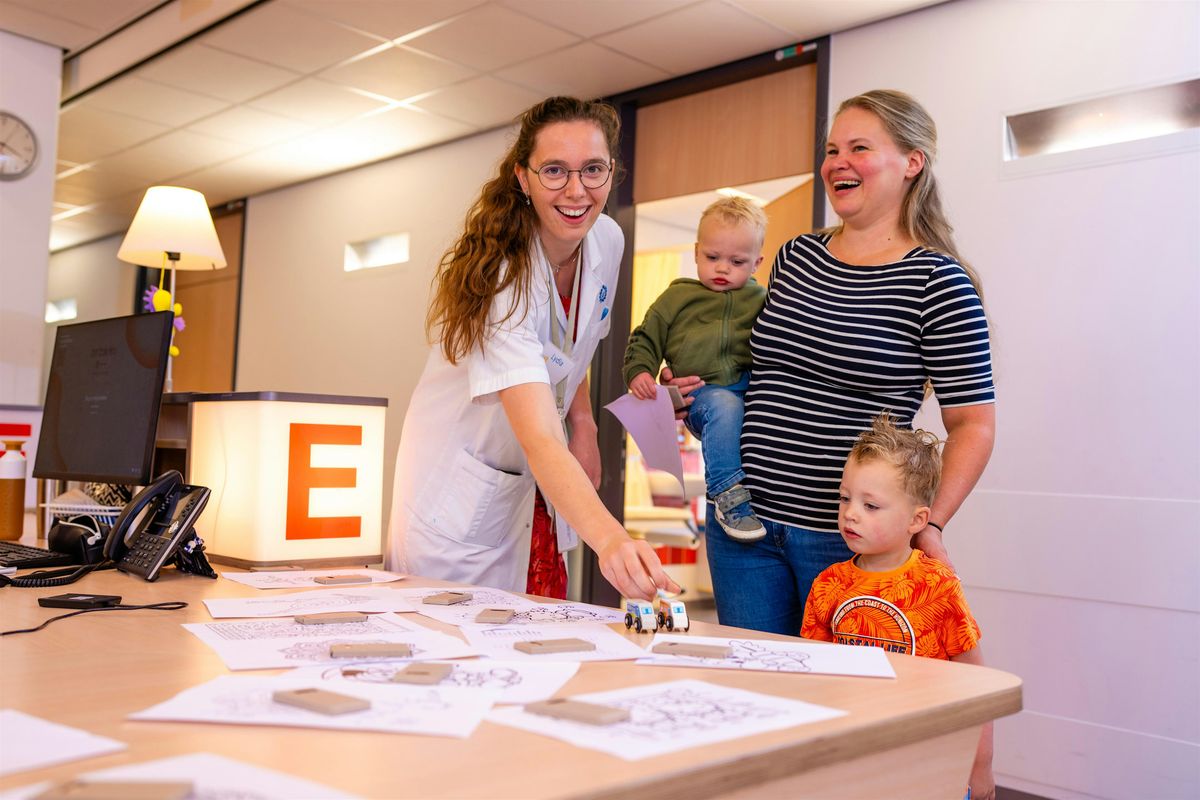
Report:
1005,78,1200,160
344,233,409,272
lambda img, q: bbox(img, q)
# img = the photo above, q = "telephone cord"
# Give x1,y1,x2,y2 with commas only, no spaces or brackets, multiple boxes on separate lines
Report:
0,601,188,636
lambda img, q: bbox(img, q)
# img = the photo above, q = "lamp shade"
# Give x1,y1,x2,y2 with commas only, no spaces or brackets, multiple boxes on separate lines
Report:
117,186,227,270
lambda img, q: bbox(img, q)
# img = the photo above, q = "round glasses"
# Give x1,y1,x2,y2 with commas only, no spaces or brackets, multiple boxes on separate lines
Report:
528,160,613,190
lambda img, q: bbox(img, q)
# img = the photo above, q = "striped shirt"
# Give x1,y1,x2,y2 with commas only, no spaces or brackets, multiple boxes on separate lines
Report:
742,233,994,532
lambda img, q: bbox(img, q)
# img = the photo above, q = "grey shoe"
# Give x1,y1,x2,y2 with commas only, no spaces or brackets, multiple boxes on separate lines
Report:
713,484,766,542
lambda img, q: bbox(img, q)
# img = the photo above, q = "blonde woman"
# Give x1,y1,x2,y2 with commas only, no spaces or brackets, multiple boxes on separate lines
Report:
670,90,995,635
387,97,676,602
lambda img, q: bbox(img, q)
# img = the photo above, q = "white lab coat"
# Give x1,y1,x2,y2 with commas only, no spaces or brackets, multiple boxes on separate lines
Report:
385,215,623,592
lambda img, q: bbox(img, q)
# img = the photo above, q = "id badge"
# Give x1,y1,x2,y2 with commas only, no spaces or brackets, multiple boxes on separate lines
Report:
542,343,575,385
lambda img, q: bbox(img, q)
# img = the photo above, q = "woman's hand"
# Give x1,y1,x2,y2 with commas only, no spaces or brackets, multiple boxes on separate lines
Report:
658,367,704,420
913,524,953,570
596,535,680,601
628,372,658,401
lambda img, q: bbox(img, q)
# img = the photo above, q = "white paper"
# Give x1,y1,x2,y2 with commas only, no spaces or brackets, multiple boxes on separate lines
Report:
183,615,477,671
0,710,126,777
638,633,896,678
395,585,534,609
461,623,649,662
220,568,405,590
287,658,580,705
0,752,355,800
130,675,493,738
488,679,846,760
604,389,685,491
203,586,416,618
418,600,625,628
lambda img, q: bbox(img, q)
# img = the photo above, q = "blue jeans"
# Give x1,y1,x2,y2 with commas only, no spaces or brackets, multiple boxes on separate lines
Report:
705,510,854,635
684,373,750,499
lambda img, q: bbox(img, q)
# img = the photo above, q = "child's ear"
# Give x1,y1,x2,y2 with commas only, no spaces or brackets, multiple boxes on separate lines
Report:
907,505,931,535
753,253,764,269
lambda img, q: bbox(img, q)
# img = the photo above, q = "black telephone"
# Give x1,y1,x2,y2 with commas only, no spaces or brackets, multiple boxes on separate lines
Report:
105,470,214,581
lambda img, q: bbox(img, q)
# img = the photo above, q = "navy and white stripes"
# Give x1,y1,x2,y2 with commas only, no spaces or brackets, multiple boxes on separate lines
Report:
742,233,994,532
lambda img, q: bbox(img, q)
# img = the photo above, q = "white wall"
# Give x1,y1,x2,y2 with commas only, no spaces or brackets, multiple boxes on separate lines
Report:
831,1,1200,798
0,30,60,405
236,126,515,522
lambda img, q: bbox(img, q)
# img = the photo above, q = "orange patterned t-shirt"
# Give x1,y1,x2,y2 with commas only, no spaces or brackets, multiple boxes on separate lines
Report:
801,550,980,660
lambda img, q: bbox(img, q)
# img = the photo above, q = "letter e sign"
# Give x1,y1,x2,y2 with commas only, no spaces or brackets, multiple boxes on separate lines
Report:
286,423,362,540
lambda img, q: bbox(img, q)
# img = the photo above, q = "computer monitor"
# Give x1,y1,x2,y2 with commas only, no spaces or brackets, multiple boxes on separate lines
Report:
33,311,174,485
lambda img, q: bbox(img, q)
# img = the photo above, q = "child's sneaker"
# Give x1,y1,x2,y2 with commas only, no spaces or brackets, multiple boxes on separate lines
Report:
713,484,765,542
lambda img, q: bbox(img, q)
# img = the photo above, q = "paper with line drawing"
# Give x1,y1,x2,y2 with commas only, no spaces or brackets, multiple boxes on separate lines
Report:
220,568,405,590
638,633,896,678
203,586,416,618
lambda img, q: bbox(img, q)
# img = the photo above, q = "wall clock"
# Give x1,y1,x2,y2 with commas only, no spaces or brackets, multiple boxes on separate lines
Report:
0,111,38,181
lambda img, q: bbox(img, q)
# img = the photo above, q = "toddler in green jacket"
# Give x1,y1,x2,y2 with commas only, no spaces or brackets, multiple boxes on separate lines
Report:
623,197,768,541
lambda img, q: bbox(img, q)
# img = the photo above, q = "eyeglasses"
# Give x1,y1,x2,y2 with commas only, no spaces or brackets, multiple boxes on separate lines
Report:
527,160,613,190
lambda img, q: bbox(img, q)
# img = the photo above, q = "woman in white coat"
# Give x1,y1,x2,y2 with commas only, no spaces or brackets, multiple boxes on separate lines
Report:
386,97,676,602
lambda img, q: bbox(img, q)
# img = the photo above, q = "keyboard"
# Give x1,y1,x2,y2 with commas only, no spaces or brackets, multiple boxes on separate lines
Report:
0,541,76,569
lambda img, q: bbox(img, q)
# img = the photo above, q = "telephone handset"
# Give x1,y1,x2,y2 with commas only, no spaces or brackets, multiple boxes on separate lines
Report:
105,470,213,581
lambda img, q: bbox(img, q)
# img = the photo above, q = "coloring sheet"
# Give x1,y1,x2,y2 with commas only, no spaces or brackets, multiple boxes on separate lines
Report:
220,568,405,590
488,679,846,760
0,710,125,777
183,615,477,671
287,659,580,705
0,752,355,800
461,623,649,662
129,675,494,738
639,633,896,679
203,586,416,618
420,600,626,628
396,585,536,613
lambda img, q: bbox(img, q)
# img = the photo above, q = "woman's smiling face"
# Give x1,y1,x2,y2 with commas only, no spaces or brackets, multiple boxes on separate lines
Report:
821,106,924,229
516,120,613,261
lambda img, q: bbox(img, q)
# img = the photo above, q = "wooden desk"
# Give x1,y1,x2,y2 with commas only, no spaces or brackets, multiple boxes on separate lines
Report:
0,569,1021,799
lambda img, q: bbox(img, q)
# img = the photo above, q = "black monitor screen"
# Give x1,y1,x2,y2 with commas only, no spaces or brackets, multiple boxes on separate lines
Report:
33,311,173,485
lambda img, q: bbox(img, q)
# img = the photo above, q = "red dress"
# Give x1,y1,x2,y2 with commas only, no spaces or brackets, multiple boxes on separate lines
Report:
525,289,578,600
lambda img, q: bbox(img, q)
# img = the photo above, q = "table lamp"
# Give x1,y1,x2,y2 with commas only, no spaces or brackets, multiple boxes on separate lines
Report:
117,186,226,391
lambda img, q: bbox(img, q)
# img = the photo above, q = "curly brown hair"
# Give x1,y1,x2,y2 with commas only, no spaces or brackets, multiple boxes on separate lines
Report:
427,97,621,364
849,411,943,506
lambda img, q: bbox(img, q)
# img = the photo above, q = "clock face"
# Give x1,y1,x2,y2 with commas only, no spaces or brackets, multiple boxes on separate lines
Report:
0,112,38,181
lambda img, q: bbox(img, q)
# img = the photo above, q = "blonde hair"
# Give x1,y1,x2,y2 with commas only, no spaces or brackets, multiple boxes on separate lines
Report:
699,196,768,250
426,97,621,364
827,89,983,303
849,412,942,506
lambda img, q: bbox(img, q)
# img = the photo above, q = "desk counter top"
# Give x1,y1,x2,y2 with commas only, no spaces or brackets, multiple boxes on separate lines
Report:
0,569,1021,799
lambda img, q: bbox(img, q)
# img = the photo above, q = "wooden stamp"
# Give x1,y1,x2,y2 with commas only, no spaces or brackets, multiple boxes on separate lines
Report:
313,574,372,585
513,637,596,655
330,642,412,658
294,611,369,625
524,698,630,725
475,608,515,624
651,641,733,659
272,687,370,715
422,591,472,605
391,662,453,685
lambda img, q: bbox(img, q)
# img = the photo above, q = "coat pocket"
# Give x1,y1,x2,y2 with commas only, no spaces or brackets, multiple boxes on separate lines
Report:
414,448,529,549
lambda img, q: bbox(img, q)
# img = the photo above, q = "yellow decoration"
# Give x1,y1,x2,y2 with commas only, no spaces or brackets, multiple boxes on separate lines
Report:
169,345,180,357
173,302,183,316
152,288,172,312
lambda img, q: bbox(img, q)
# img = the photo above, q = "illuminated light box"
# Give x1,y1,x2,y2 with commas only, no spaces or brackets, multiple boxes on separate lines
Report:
187,392,387,568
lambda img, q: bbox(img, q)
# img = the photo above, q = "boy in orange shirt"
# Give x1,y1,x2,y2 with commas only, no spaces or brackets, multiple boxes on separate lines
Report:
801,412,994,800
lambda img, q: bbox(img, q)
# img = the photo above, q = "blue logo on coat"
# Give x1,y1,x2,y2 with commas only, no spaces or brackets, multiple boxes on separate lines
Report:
601,307,609,321
598,285,608,302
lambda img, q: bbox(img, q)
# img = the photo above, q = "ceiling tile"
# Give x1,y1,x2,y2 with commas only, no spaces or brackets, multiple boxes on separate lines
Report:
500,0,696,37
727,0,941,40
187,106,315,148
411,75,544,128
247,78,392,125
96,129,252,182
320,45,475,102
404,4,579,72
55,164,156,203
597,0,793,75
54,181,104,207
137,44,301,104
0,0,96,51
200,3,386,73
80,76,230,127
497,41,670,100
282,0,485,41
56,105,171,164
169,157,298,207
6,0,159,33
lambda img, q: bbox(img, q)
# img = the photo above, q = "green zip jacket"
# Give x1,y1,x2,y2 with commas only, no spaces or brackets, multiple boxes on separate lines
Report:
623,278,767,388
